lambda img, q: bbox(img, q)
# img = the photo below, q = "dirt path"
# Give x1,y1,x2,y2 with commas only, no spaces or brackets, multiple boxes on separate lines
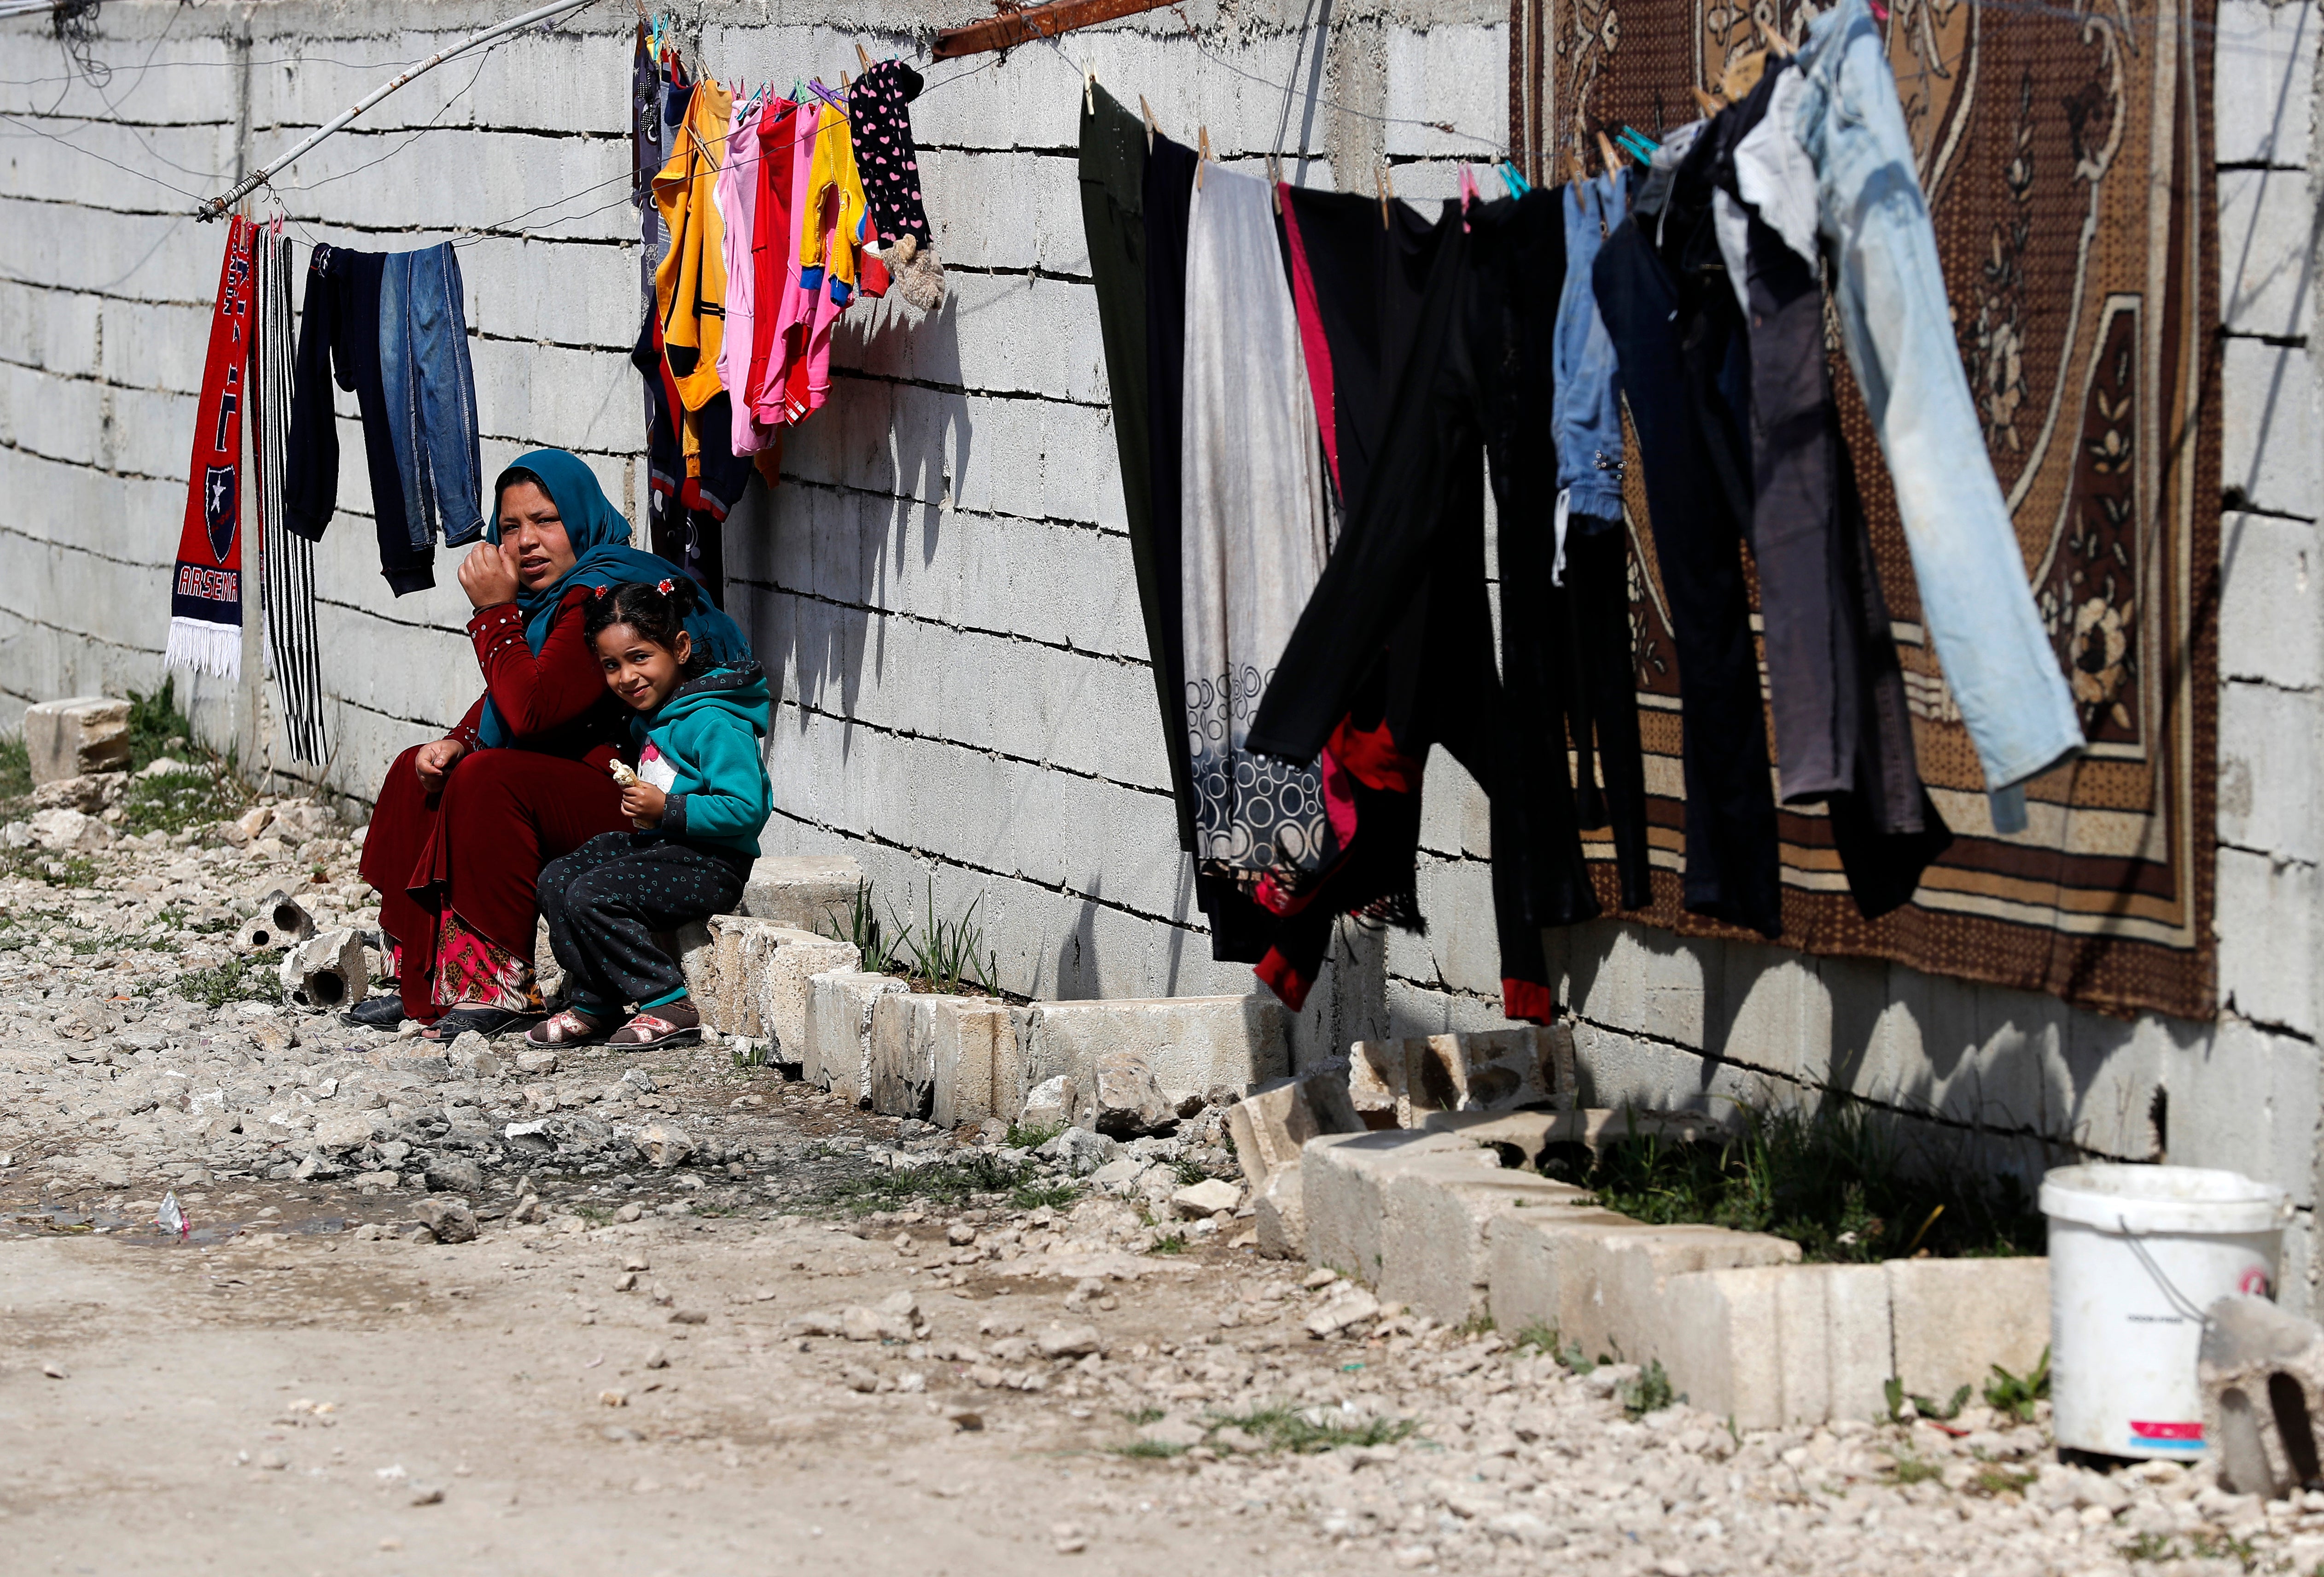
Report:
2,792,2310,1577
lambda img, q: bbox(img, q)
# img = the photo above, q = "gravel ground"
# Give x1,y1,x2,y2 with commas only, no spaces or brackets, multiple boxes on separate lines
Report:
0,793,2315,1576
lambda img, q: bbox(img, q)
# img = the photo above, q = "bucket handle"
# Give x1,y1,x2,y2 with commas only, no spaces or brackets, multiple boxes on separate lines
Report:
2120,1212,2222,1325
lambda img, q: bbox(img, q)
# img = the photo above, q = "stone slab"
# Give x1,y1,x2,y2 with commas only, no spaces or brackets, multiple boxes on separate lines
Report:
803,970,910,1106
1379,1161,1594,1326
1659,1262,1893,1430
1224,1067,1362,1192
868,992,1011,1126
1487,1211,1800,1363
1300,1128,1498,1288
23,696,128,785
1009,995,1288,1121
680,916,858,1047
1887,1256,2050,1403
740,853,866,933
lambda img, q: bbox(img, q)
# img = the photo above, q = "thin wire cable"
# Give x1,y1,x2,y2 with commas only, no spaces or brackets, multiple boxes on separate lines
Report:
266,53,492,195
0,105,202,196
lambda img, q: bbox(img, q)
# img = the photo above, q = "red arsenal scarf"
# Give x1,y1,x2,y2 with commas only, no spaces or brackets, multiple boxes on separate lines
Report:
165,215,256,679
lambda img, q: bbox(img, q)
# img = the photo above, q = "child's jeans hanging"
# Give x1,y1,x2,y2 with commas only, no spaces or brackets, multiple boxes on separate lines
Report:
379,242,486,551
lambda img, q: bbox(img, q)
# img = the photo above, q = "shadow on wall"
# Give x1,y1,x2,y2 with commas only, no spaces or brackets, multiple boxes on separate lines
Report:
1553,916,2230,1188
724,289,970,745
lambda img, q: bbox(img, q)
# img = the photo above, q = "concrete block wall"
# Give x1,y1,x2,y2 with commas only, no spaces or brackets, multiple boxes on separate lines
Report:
3,0,2319,1305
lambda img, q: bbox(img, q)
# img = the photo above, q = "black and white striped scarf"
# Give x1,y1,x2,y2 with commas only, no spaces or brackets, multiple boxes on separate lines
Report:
255,225,330,765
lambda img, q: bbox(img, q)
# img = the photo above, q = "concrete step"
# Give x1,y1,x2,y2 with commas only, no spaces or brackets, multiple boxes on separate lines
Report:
1297,1121,2052,1429
740,853,864,933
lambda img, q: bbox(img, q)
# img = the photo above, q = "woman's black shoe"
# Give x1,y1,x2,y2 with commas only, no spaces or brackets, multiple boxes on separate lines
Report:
341,994,406,1030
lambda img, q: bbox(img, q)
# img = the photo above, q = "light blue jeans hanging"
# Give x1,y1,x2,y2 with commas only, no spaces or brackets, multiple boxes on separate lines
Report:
1794,0,2083,824
378,242,486,550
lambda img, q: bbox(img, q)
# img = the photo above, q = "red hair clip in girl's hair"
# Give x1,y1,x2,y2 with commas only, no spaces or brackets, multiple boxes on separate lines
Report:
593,584,612,598
656,578,675,594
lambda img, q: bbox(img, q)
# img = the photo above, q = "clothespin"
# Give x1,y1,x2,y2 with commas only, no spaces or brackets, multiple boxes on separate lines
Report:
1691,86,1724,115
1084,62,1095,117
1870,0,1889,19
1196,124,1211,190
1375,164,1395,229
1140,94,1157,153
856,42,873,72
840,70,851,91
1757,17,1794,57
1267,152,1282,212
1618,125,1659,158
1595,128,1622,174
1497,158,1532,198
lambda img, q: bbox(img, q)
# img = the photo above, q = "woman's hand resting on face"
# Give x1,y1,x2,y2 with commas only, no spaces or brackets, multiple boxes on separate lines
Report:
455,540,523,609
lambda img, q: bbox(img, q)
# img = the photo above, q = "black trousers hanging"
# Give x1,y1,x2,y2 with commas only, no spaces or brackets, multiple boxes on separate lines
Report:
1593,218,1784,937
539,831,750,1011
1557,519,1654,909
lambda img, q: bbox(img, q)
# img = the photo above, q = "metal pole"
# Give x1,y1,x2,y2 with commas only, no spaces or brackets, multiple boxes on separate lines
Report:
194,0,601,221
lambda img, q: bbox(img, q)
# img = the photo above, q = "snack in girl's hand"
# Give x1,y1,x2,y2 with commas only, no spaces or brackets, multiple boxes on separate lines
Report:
607,758,640,788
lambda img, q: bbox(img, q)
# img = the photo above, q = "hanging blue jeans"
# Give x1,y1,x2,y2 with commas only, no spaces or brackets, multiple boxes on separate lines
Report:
1793,0,2082,815
1554,168,1630,522
378,243,486,550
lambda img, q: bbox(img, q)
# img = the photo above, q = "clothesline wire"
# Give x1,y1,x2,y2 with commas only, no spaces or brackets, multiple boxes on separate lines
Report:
0,0,2279,257
448,50,1007,245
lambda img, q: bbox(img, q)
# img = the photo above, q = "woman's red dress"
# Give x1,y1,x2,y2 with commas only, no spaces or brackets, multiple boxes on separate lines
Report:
359,591,634,1022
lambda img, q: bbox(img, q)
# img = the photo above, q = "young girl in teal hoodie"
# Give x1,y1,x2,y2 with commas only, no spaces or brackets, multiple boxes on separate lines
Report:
527,579,772,1048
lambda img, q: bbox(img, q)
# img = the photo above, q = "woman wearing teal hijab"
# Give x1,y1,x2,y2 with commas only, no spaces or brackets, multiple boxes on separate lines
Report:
354,450,755,1040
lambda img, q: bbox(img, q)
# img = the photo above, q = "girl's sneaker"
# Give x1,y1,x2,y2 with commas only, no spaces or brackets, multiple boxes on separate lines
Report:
609,999,701,1048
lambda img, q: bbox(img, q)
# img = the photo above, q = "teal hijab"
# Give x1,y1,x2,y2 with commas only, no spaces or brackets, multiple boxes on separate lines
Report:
473,448,753,749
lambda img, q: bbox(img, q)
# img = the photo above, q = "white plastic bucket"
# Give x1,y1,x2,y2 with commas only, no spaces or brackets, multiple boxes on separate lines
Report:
2042,1163,2287,1460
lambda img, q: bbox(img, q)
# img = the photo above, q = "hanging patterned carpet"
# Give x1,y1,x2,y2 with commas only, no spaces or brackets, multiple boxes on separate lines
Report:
1511,0,2221,1020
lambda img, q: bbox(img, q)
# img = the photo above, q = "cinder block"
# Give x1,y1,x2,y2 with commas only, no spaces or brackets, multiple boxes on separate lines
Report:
868,992,1011,1126
1887,1256,2050,1403
2218,680,2320,864
2219,513,2322,692
1254,1165,1305,1259
1010,996,1288,1120
2216,0,2317,168
1300,1129,1484,1286
23,695,128,783
1225,1069,1363,1191
1419,1106,1735,1169
2221,337,2319,522
1659,1262,1893,1429
1347,1026,1576,1128
681,916,857,1045
1487,1211,1801,1362
745,927,860,1064
1379,1161,1594,1326
2219,847,2318,1037
740,856,862,932
804,970,910,1105
2218,168,2316,339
